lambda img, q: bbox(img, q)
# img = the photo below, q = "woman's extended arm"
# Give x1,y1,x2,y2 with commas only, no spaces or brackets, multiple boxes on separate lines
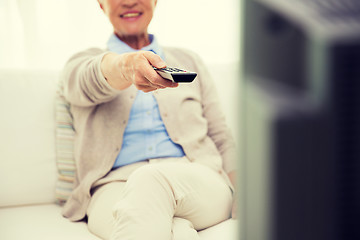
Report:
60,49,177,107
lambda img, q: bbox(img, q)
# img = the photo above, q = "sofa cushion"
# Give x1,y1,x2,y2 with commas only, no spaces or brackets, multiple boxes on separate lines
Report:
0,70,58,207
54,82,76,204
0,204,100,240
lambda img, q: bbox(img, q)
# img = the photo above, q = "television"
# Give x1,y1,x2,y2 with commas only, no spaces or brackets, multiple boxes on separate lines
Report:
240,0,360,240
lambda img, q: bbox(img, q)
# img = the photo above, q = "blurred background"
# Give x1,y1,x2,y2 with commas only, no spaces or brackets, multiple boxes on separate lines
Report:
241,1,360,240
0,0,240,70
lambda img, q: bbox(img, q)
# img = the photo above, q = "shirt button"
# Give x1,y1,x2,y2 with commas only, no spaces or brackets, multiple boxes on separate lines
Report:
122,120,127,124
130,95,134,99
163,113,168,117
148,146,153,151
146,111,151,115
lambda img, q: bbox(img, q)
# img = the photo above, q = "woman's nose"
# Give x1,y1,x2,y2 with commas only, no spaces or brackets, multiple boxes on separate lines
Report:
121,0,138,8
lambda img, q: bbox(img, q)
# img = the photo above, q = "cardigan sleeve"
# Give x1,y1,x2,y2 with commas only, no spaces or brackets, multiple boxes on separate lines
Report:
59,48,121,107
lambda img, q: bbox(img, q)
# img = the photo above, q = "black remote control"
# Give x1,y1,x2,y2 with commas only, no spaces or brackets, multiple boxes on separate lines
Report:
153,67,197,83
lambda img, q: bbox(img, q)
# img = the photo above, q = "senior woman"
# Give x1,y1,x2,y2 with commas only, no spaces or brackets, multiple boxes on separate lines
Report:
59,0,237,239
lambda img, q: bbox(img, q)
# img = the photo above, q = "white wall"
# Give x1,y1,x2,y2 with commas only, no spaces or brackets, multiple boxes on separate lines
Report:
151,0,240,64
0,0,240,70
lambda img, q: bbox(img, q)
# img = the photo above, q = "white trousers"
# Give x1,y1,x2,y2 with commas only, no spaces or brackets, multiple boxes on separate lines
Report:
87,157,233,240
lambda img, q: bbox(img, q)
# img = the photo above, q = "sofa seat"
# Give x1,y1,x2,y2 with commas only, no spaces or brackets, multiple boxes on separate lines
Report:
0,204,237,240
0,204,99,240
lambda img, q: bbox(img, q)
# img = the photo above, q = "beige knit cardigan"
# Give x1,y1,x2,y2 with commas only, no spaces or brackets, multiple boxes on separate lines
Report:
59,46,237,221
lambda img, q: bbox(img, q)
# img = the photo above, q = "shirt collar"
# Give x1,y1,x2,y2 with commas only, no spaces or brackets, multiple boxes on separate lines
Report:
106,33,165,60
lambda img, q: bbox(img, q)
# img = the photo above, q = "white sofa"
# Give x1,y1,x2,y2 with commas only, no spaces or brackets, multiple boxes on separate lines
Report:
0,63,239,240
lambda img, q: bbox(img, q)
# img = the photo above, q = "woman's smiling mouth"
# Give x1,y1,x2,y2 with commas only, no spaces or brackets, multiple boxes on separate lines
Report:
120,12,143,18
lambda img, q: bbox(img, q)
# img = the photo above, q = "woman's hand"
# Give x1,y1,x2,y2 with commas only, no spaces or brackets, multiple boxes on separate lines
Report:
100,51,178,92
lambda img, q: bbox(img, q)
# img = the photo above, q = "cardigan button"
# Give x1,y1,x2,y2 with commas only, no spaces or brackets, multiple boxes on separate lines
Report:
122,120,127,124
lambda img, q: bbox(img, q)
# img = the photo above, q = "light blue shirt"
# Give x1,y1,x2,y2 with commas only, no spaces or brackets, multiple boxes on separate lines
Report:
107,33,185,168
